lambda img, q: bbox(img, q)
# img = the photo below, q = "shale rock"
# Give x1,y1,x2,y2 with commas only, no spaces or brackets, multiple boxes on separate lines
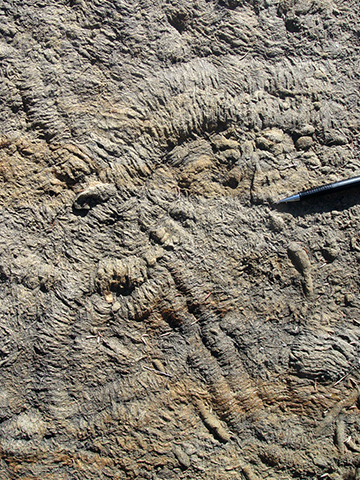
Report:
1,1,360,479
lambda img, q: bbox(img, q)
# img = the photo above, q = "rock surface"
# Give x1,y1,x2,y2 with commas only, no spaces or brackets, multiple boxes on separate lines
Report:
1,1,360,479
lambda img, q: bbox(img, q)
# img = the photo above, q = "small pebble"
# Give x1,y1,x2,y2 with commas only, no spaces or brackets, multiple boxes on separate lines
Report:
73,183,116,210
173,445,191,469
295,136,314,150
152,359,166,373
299,125,315,136
322,245,339,262
268,213,285,232
256,136,272,151
325,130,348,146
302,151,321,168
224,167,242,189
288,242,311,273
262,127,284,143
104,291,113,303
313,455,330,468
211,135,239,150
112,301,121,313
344,293,355,306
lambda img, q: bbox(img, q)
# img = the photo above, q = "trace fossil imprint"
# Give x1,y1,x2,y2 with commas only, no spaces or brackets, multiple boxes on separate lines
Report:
1,1,360,479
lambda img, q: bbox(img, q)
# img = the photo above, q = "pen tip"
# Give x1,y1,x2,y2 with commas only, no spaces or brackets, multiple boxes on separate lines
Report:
276,193,301,204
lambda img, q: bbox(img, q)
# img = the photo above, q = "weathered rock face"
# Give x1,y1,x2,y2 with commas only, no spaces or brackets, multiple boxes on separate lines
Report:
1,1,360,478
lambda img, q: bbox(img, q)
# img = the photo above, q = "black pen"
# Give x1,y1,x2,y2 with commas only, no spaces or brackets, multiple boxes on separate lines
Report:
277,175,360,203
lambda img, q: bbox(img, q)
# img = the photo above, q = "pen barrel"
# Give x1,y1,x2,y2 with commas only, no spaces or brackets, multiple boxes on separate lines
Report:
299,176,360,200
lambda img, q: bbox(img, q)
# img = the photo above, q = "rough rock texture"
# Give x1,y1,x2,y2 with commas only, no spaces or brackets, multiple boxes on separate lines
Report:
1,1,360,479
